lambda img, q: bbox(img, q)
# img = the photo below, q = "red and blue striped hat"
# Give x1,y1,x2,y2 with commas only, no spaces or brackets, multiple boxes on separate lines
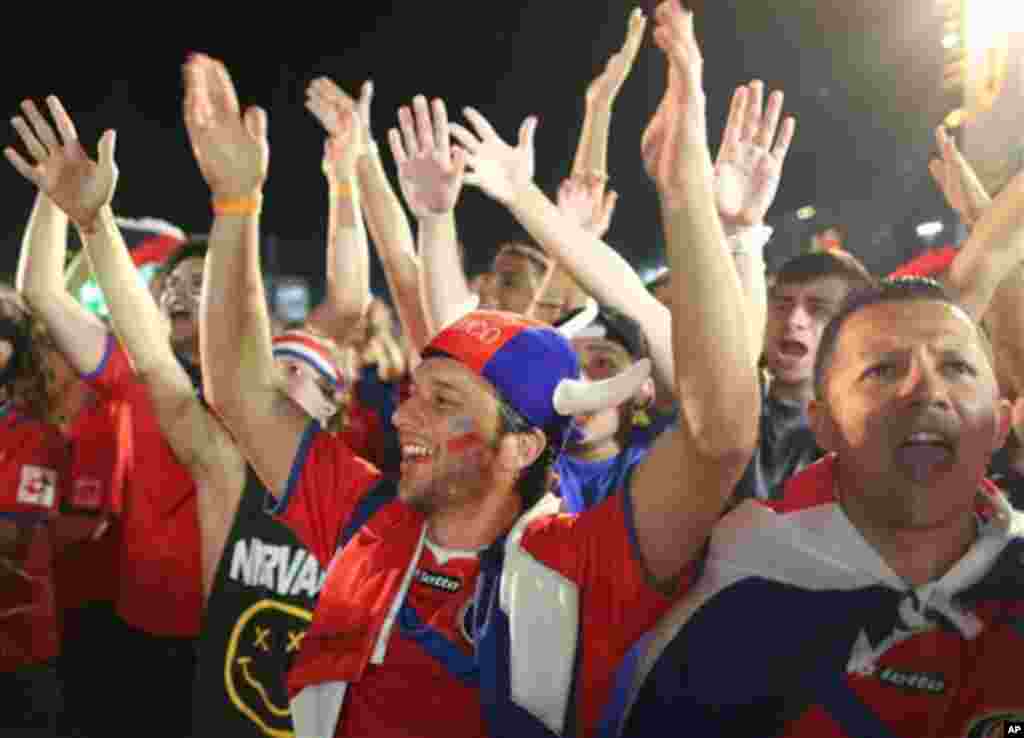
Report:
272,331,341,388
423,309,650,440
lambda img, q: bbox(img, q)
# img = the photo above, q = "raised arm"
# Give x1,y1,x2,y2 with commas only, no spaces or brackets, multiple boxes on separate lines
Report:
713,81,795,366
932,125,1024,321
306,86,372,340
386,95,473,333
186,54,303,499
7,102,107,375
309,78,432,353
572,8,647,183
622,1,759,582
452,107,677,401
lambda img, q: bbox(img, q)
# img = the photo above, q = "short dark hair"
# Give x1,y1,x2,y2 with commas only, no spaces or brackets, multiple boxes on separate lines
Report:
496,396,557,510
556,304,648,360
771,250,874,295
812,277,992,399
159,238,209,281
494,242,549,279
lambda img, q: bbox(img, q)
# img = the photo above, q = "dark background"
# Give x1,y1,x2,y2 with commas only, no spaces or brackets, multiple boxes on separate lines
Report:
0,0,959,304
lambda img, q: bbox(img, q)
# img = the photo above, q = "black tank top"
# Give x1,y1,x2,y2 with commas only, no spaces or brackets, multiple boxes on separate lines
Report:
192,466,324,737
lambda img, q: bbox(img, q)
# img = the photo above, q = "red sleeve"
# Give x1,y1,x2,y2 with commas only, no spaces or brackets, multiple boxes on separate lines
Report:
79,332,134,399
521,489,694,649
268,420,383,567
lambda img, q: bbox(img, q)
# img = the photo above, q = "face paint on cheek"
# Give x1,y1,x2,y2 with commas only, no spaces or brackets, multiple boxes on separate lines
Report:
446,416,487,455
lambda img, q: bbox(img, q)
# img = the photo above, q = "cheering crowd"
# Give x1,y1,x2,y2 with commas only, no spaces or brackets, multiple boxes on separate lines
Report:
3,2,1024,736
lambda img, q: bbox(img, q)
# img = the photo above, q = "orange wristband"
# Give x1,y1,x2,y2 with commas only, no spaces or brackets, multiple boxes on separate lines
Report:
212,193,262,216
331,180,356,199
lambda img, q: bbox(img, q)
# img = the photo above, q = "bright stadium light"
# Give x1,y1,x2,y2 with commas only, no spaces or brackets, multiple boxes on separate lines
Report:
917,221,945,238
796,205,817,221
964,0,1023,53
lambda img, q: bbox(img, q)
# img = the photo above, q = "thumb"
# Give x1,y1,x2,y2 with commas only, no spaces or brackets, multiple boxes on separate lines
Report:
98,130,117,169
451,145,468,179
603,190,619,215
518,115,538,151
244,106,269,142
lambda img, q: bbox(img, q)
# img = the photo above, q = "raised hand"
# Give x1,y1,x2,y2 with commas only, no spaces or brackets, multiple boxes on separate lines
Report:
929,125,991,228
452,107,537,206
714,81,796,231
183,53,268,199
641,2,708,206
5,97,117,230
306,82,363,183
586,8,648,110
307,77,375,155
387,96,466,217
557,177,618,237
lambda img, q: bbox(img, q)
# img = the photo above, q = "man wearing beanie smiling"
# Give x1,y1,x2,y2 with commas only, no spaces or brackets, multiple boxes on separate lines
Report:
190,2,760,734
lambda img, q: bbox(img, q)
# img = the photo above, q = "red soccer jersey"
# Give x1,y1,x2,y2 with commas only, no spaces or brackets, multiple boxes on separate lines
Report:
54,387,129,614
339,393,384,467
0,404,69,671
275,426,683,738
81,335,202,637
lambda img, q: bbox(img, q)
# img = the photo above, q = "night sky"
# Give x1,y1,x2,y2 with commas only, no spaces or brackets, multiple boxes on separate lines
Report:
0,1,958,303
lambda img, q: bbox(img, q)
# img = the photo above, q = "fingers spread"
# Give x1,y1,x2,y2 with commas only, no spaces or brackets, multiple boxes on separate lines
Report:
398,105,420,159
4,146,41,185
756,89,783,149
432,98,450,160
412,95,435,153
742,80,764,142
11,116,48,163
449,122,481,153
463,107,498,142
20,100,59,153
387,127,409,166
46,96,79,144
772,116,796,161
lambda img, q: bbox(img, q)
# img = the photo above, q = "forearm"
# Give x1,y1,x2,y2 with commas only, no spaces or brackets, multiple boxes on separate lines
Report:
662,153,759,458
15,193,107,373
946,172,1024,320
506,182,675,394
417,212,473,332
726,225,771,369
202,209,280,420
16,192,68,301
79,207,174,376
324,176,372,337
357,149,431,350
571,100,597,177
579,103,613,178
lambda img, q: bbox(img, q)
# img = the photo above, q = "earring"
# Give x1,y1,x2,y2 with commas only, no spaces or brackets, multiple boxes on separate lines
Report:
632,407,651,428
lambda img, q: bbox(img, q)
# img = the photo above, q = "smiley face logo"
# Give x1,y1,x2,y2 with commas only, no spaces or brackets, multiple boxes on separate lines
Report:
224,599,313,737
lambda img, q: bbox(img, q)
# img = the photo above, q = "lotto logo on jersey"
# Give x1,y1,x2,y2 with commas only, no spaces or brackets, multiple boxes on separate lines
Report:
16,465,57,509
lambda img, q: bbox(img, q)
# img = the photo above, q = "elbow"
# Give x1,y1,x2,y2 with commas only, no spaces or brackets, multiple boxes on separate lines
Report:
686,383,760,465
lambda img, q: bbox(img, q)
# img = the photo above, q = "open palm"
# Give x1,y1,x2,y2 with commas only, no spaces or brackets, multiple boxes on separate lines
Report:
713,82,795,230
5,97,117,228
183,54,268,199
389,97,465,217
452,107,536,206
